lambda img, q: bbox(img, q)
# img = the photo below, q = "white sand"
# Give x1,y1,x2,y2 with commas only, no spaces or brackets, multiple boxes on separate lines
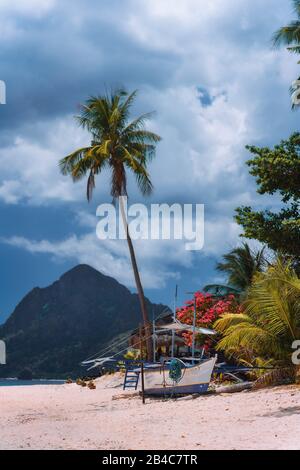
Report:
0,374,299,450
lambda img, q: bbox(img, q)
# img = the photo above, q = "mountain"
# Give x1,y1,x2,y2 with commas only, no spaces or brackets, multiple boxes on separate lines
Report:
0,265,168,379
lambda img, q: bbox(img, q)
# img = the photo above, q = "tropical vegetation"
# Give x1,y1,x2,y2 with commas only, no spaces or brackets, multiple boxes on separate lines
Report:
273,0,300,108
216,242,266,292
177,145,300,386
176,291,240,352
211,13,300,385
59,89,161,360
214,260,300,386
273,0,300,54
235,133,300,271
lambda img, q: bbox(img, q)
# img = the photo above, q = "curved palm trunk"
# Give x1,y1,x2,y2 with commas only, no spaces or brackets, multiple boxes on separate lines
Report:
119,197,153,361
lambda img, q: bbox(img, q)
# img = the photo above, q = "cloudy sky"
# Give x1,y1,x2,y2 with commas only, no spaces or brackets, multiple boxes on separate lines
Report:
0,0,299,321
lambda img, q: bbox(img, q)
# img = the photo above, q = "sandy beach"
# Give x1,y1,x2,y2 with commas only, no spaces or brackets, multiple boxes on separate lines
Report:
0,374,299,450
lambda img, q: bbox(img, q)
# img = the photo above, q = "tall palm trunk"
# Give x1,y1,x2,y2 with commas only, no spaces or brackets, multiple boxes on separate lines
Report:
119,197,153,361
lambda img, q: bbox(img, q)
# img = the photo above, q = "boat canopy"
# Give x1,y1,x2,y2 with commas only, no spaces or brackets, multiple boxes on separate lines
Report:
81,320,216,369
156,319,217,336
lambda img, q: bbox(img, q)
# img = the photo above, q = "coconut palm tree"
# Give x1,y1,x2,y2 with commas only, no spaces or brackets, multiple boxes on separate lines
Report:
273,1,300,108
273,0,300,53
59,89,161,360
216,243,266,292
214,259,300,387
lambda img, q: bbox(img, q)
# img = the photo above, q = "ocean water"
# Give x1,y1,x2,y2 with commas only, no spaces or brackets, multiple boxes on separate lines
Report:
0,379,65,387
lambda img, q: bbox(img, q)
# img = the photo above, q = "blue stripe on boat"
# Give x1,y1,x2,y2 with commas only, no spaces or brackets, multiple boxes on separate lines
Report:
145,383,209,396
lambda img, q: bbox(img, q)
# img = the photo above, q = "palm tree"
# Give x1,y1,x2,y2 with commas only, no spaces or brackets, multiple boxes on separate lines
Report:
273,1,300,108
59,89,161,360
273,0,300,53
216,243,266,292
214,259,300,387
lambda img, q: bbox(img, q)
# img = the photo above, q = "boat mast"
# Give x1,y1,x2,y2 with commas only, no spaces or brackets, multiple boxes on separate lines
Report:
171,284,178,358
192,294,197,365
152,308,156,363
186,291,197,365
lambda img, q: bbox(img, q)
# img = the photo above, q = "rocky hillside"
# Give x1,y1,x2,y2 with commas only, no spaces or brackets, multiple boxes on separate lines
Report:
0,265,168,378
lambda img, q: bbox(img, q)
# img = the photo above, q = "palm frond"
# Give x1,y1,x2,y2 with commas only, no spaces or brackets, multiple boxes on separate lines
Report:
288,45,300,53
59,147,92,176
120,90,138,118
273,22,300,48
216,322,276,357
293,0,300,16
216,243,266,291
215,259,300,383
60,89,160,202
214,313,252,333
127,129,161,144
254,367,296,389
123,113,156,134
134,169,153,196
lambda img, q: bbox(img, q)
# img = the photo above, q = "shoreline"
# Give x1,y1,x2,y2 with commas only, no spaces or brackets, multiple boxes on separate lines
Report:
0,378,65,387
1,374,299,450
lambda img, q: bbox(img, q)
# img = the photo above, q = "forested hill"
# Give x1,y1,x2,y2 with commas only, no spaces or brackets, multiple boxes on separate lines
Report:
0,265,167,378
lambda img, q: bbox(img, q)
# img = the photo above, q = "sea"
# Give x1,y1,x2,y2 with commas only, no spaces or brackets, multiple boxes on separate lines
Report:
0,379,65,387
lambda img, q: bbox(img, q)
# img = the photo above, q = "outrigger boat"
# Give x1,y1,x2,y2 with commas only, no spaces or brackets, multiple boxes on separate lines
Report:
142,355,218,396
139,319,217,396
82,317,218,397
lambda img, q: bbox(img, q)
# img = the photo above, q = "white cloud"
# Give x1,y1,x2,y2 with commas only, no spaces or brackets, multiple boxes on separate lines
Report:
0,209,247,290
1,0,297,215
0,117,89,205
0,84,251,218
0,0,56,16
124,0,231,52
0,0,298,291
1,232,186,289
204,218,242,256
0,180,22,204
136,84,252,217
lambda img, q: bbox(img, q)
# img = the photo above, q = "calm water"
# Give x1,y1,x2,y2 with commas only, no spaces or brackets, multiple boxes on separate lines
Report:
0,379,65,387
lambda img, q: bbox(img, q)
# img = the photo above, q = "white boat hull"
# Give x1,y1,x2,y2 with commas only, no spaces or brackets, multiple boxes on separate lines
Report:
143,356,217,396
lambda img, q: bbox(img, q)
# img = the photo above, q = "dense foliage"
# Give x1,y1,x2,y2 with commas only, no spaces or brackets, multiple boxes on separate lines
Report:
273,0,300,108
273,0,300,54
236,133,300,267
216,242,266,292
214,260,300,386
176,292,240,350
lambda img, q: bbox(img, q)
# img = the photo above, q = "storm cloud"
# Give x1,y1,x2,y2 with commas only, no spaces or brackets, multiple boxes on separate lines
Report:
0,0,299,316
